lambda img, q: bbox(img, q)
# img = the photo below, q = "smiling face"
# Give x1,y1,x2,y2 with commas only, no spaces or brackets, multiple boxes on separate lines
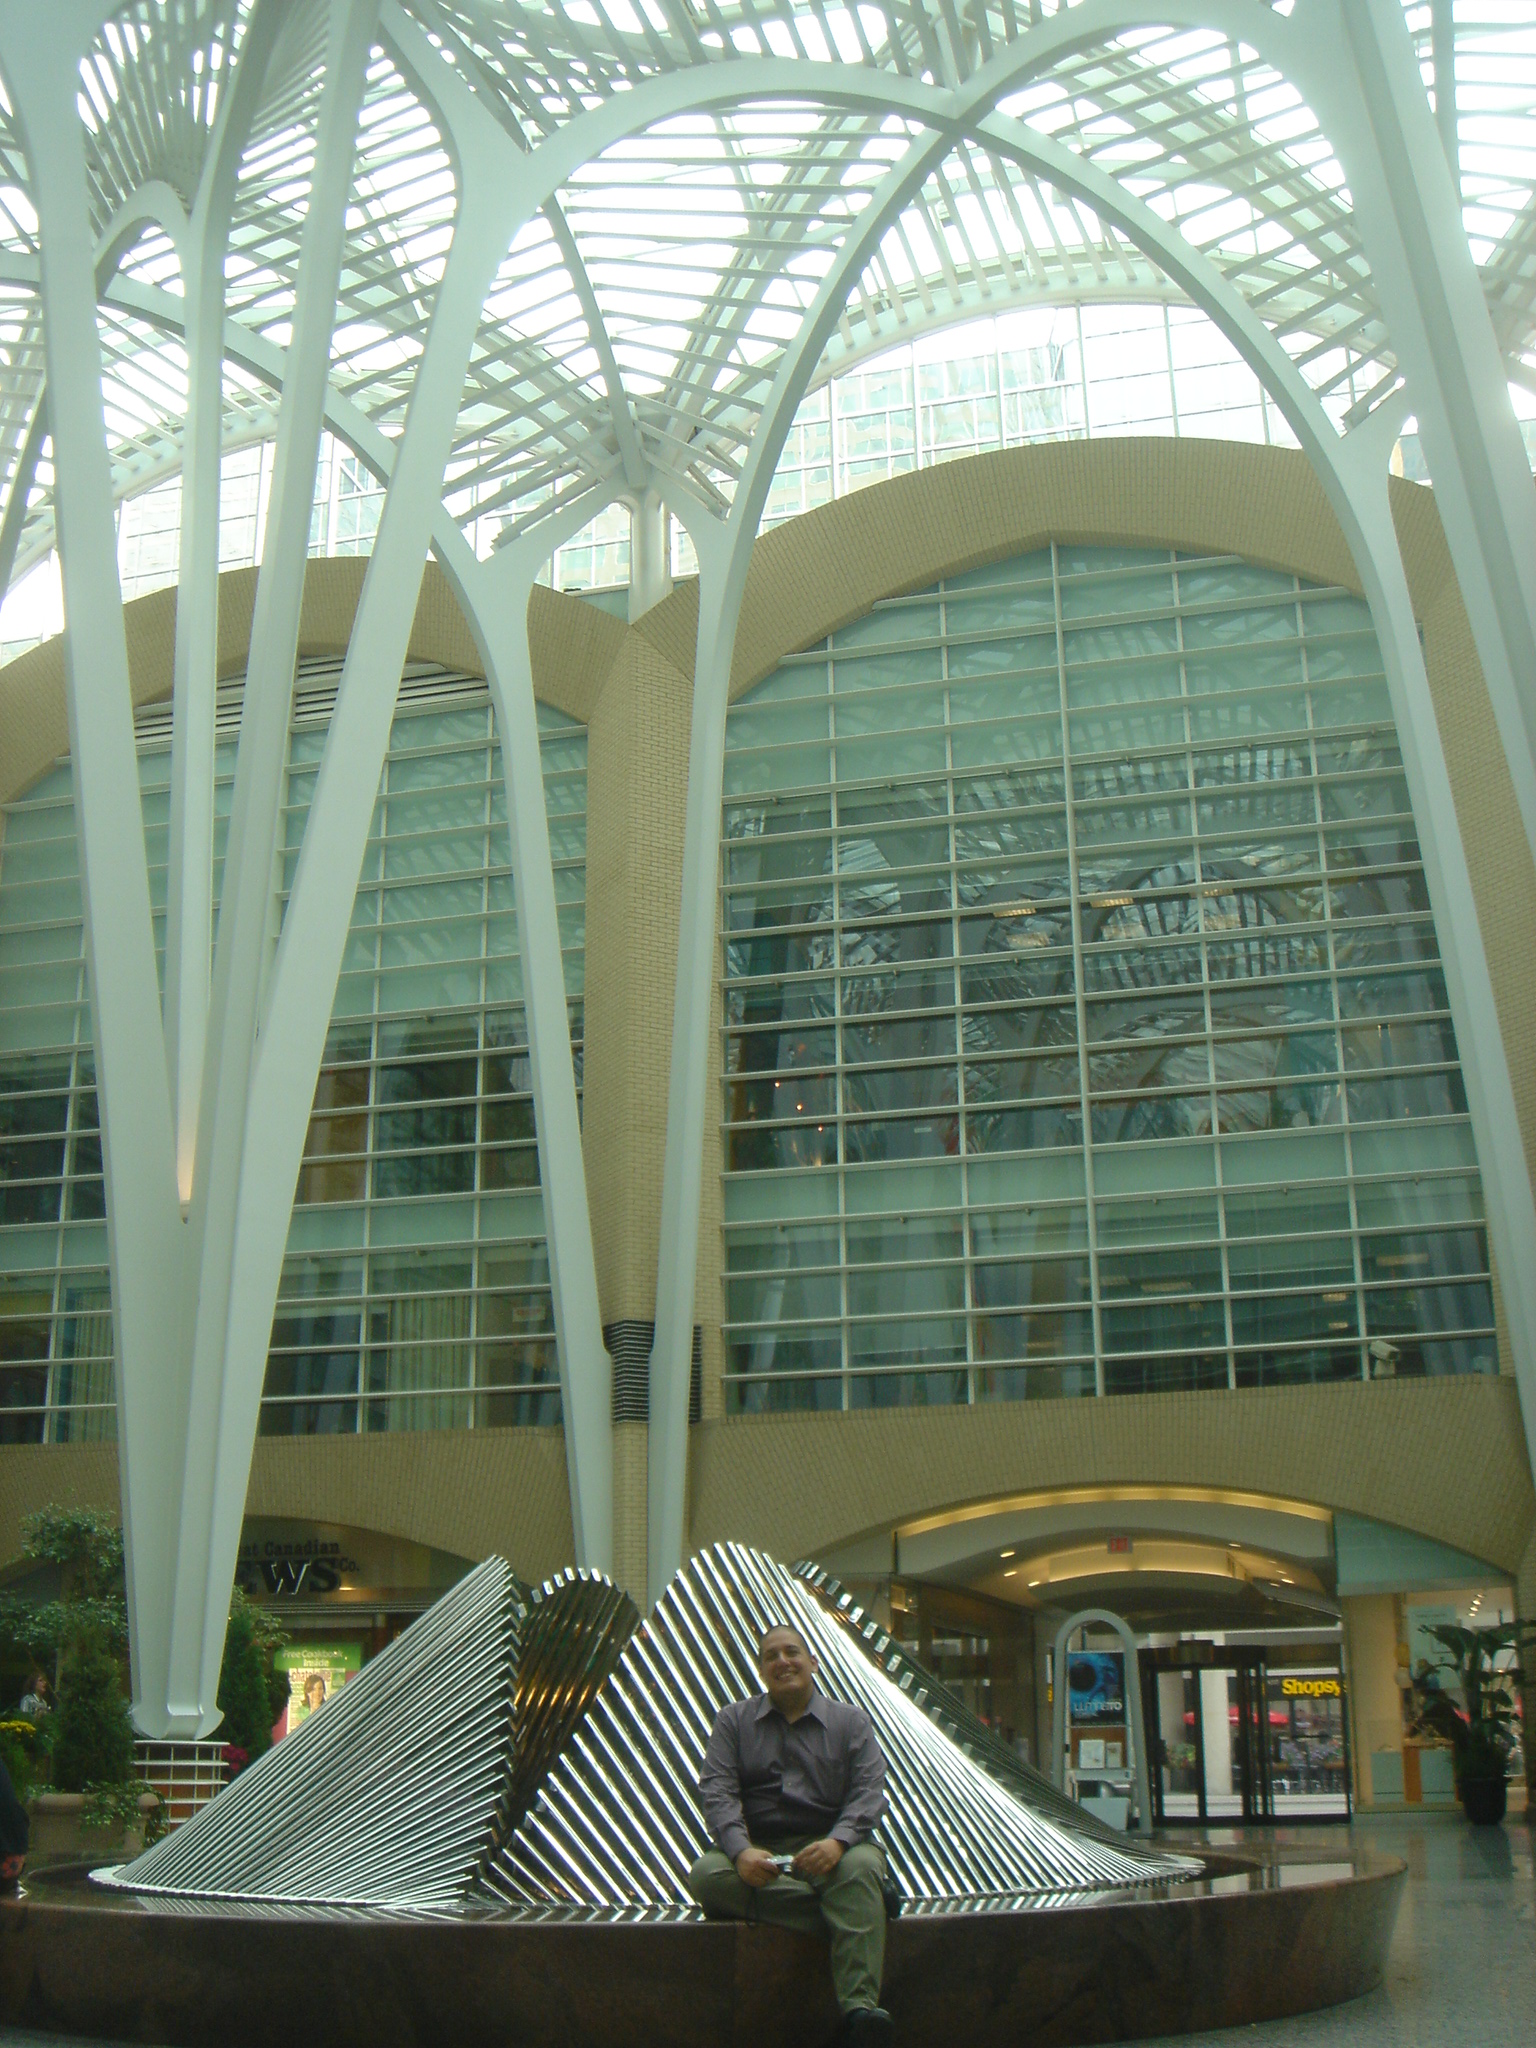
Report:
758,1626,817,1713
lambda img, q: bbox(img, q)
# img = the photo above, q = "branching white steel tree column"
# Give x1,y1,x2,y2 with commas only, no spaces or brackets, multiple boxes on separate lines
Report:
176,5,583,1711
168,0,380,1731
164,0,284,1203
1288,0,1536,866
432,504,618,1574
0,0,186,1726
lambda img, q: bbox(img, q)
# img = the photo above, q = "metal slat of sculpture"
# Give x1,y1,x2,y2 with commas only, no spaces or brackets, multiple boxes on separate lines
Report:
103,1557,522,1909
507,1569,639,1830
792,1561,1123,1846
487,1544,1196,1909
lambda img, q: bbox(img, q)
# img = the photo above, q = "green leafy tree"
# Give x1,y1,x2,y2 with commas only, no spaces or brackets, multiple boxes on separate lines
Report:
2,1507,289,1784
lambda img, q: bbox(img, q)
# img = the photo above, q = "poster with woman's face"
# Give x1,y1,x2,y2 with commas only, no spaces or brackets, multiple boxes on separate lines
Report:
276,1644,361,1732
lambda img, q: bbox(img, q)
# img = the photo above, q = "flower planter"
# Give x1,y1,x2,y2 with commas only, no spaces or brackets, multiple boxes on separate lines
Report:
26,1791,160,1864
1458,1776,1508,1827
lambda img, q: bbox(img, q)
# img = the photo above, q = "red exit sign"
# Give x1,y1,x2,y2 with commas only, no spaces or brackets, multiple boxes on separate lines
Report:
1106,1535,1134,1554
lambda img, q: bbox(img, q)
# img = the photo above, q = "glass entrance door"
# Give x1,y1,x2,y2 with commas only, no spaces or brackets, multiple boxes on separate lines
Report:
1266,1668,1349,1817
1146,1656,1348,1822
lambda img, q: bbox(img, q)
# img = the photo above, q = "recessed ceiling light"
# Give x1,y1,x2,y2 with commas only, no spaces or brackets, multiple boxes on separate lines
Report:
1004,1568,1017,1577
1000,1549,1015,1558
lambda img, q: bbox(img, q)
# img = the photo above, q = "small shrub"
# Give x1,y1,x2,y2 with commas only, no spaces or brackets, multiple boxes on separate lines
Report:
79,1778,149,1837
217,1591,285,1760
0,1719,37,1799
50,1626,134,1794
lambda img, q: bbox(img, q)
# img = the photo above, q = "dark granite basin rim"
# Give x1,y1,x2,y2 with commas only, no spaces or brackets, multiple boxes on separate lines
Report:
0,1848,1406,2048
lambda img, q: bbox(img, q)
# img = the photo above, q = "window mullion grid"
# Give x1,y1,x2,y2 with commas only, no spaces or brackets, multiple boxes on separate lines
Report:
828,643,849,1413
1163,306,1180,436
1075,304,1091,439
469,704,494,1430
996,326,1007,454
1177,554,1235,1391
45,905,91,1441
1302,585,1370,1382
361,730,389,1433
910,342,922,476
1053,544,1105,1396
942,585,974,1406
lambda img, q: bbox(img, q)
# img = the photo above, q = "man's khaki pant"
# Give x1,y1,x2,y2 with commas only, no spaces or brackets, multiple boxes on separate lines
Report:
688,1836,887,2014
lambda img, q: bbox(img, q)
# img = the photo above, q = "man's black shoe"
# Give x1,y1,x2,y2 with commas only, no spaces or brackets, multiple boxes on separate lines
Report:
842,2009,894,2043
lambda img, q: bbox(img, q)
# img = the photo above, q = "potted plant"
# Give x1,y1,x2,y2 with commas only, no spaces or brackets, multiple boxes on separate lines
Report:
1409,1620,1532,1825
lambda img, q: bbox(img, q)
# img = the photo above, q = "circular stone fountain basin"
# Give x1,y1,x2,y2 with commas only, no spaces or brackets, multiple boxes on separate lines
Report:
0,1844,1404,2048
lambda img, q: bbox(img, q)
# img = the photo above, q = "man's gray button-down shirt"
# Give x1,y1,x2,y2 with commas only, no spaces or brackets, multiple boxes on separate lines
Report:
698,1691,888,1862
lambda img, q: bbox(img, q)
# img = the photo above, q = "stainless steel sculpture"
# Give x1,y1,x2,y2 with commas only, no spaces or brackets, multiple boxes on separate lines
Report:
101,1557,524,1909
792,1561,1123,1847
507,1568,639,1831
106,1544,1195,1913
488,1544,1196,1907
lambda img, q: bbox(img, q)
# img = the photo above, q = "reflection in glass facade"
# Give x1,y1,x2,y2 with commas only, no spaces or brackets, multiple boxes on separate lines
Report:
721,547,1497,1413
0,668,585,1440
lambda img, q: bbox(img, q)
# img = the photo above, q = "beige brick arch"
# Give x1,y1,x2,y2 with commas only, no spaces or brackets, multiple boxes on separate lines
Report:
688,1376,1535,1578
0,558,617,812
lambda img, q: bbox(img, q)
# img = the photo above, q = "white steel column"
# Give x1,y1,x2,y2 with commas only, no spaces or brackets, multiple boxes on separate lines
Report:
647,133,967,1598
628,490,673,622
647,519,741,1602
0,5,185,1726
163,0,282,1202
434,510,617,1573
1331,418,1536,1476
179,29,542,1714
168,0,379,1731
1327,0,1536,865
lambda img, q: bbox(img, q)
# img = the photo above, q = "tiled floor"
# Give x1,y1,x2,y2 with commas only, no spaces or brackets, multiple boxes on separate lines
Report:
0,1811,1530,2046
1164,1812,1536,2048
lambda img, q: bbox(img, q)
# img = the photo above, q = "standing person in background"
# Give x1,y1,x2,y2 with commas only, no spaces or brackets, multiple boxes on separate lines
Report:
17,1672,50,1720
689,1622,894,2044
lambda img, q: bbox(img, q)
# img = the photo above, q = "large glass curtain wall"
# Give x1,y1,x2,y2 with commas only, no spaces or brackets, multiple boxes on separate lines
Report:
0,666,585,1441
721,547,1497,1413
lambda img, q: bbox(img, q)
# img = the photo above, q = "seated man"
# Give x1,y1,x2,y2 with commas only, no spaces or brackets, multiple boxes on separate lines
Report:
689,1621,894,2044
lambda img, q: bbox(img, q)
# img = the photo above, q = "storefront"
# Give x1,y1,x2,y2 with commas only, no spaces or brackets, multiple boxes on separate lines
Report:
1143,1645,1350,1822
236,1518,474,1724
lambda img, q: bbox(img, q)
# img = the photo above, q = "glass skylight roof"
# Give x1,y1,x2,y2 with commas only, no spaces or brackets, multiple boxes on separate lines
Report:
1,1,1534,598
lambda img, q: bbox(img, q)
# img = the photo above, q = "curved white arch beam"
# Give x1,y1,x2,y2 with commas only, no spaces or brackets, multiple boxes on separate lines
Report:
648,114,990,1599
381,3,646,497
1268,0,1536,871
18,231,621,1581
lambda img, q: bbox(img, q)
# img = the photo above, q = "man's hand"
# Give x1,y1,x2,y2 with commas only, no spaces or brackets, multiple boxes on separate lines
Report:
735,1846,780,1888
791,1837,845,1880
